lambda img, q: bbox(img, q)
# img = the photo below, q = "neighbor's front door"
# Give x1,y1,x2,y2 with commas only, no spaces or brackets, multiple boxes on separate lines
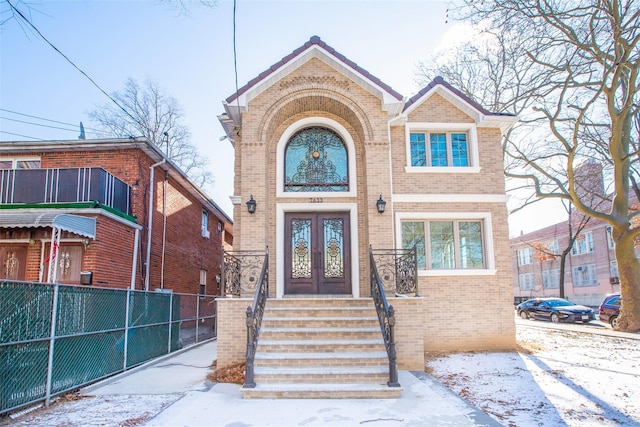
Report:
284,212,351,295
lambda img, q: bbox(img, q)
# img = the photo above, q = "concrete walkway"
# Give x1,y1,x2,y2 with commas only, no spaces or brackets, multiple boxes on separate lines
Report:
81,340,502,426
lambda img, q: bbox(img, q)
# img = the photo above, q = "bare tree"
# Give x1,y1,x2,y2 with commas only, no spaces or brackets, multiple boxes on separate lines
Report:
89,78,212,188
420,0,640,331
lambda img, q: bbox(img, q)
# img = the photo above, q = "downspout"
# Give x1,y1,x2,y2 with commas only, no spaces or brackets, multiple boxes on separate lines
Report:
145,158,167,291
160,170,168,289
387,115,398,246
131,228,140,289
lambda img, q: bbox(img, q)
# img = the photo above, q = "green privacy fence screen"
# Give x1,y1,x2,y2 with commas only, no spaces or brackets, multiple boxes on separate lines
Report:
0,281,217,415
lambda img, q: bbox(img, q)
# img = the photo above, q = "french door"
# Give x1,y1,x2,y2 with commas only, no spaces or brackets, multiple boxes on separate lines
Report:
284,212,351,294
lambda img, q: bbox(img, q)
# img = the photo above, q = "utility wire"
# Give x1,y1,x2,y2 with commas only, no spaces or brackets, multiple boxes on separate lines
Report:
2,117,78,133
0,108,102,132
0,131,45,141
5,0,140,126
232,0,241,121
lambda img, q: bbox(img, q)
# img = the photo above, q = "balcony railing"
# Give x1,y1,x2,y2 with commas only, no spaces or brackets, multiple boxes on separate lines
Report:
0,168,131,215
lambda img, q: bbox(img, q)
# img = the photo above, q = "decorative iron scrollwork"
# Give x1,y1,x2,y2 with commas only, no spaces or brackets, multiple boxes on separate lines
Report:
370,248,418,295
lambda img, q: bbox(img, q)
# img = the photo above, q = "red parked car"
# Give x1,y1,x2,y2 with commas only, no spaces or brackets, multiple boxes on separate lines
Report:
599,293,621,328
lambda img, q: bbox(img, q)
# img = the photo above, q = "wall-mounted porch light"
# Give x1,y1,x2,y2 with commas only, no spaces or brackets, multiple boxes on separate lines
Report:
246,195,257,214
376,195,386,214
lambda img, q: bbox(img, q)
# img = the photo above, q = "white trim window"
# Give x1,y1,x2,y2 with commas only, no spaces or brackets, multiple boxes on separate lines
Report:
572,264,597,287
572,232,594,255
610,261,619,280
606,226,615,249
201,210,209,238
519,273,535,290
199,269,207,296
0,157,41,169
517,247,533,266
405,123,479,173
542,269,560,289
547,240,559,255
401,219,485,270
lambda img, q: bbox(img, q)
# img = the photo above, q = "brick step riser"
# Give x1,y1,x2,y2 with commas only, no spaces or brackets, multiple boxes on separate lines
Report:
254,358,388,368
253,373,389,384
267,299,374,308
264,309,376,318
261,319,379,329
242,389,402,399
257,343,385,353
260,331,381,341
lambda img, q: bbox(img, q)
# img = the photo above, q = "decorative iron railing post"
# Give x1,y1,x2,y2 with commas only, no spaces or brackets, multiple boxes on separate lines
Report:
369,246,401,388
387,306,399,387
242,248,268,389
244,306,256,388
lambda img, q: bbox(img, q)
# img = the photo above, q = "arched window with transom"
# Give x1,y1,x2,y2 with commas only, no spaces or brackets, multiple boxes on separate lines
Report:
284,127,349,192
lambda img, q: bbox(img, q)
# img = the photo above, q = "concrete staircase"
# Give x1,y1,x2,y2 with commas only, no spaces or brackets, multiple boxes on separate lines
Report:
241,298,403,399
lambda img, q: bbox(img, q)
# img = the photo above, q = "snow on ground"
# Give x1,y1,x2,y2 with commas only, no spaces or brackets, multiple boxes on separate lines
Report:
2,321,639,427
0,395,181,427
426,321,640,427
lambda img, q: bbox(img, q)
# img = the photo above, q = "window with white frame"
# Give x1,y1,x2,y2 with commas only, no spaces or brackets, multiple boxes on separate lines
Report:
606,226,615,249
517,247,533,266
547,240,559,255
542,269,560,289
199,269,207,296
401,219,485,270
572,232,594,255
0,157,41,169
572,264,597,287
201,210,209,237
519,273,535,290
409,131,469,167
610,260,619,280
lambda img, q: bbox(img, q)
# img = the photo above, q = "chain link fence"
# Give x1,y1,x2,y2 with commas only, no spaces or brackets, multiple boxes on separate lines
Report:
0,281,217,415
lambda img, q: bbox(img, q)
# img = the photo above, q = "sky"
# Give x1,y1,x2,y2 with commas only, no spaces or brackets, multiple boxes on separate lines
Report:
0,0,566,234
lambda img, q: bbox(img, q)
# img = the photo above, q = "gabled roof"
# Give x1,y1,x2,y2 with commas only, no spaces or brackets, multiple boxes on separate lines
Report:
220,36,405,133
401,76,517,131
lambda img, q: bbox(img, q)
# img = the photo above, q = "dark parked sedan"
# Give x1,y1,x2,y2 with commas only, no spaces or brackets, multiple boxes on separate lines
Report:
517,297,594,323
599,293,621,328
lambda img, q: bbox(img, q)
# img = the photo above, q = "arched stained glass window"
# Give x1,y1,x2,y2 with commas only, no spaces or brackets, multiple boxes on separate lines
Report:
284,127,348,192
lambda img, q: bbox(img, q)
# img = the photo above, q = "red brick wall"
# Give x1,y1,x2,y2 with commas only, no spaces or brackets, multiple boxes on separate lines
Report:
2,146,230,293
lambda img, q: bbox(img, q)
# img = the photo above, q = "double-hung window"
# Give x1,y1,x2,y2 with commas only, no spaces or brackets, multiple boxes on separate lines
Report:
572,264,597,287
572,232,594,255
410,132,469,167
517,248,533,266
401,219,485,270
0,158,41,169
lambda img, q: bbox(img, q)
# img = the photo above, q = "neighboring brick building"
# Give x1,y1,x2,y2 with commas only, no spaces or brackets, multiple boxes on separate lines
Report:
512,214,633,307
216,34,518,377
0,138,232,295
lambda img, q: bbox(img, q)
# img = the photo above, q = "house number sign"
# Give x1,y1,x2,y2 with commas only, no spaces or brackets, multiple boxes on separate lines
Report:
310,198,323,203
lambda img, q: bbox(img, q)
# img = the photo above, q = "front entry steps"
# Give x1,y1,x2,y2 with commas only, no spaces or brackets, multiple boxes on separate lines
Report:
241,298,403,399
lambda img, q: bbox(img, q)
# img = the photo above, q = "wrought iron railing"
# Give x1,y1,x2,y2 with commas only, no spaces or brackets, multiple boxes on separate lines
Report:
369,247,400,387
370,247,418,296
222,250,269,297
243,249,269,388
0,167,131,215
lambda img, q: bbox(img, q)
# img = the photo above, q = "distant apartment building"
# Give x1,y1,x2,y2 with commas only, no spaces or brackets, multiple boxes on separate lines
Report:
511,217,632,306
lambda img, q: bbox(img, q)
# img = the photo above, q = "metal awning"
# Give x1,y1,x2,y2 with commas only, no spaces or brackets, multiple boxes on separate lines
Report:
0,213,96,239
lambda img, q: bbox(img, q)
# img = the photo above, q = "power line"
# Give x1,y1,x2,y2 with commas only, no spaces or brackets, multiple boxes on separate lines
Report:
0,108,102,132
2,116,78,133
0,131,45,141
5,0,140,126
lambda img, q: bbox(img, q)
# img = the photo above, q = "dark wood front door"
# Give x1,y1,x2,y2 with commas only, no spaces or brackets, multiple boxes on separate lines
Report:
0,245,27,281
284,212,351,295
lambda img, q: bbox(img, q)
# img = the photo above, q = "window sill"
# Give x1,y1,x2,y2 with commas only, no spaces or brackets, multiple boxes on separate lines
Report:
418,269,497,277
405,166,481,174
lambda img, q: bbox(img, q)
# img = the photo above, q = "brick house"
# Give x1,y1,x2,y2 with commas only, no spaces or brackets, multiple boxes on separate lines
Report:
215,36,517,398
0,138,232,295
